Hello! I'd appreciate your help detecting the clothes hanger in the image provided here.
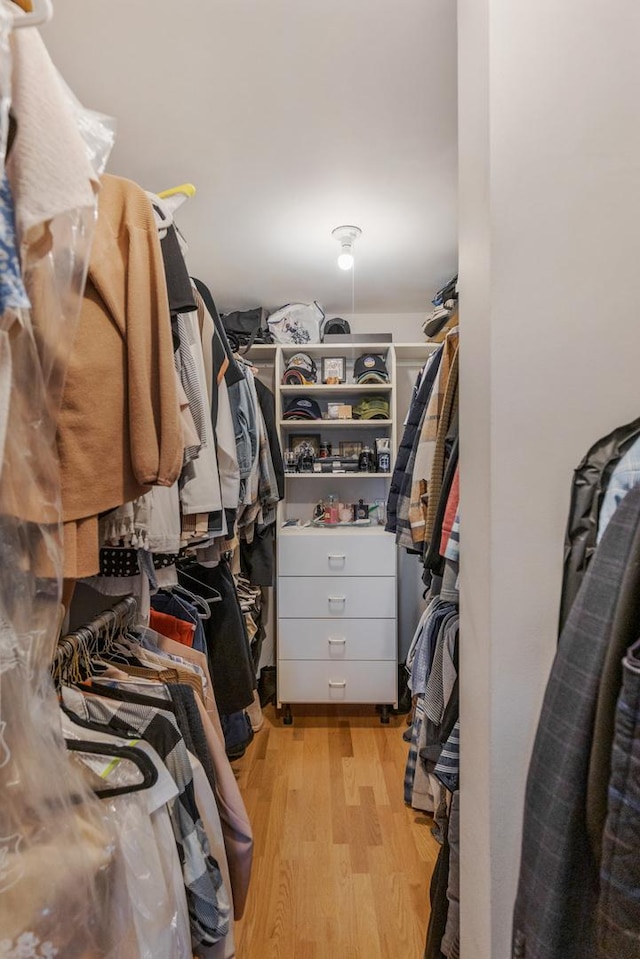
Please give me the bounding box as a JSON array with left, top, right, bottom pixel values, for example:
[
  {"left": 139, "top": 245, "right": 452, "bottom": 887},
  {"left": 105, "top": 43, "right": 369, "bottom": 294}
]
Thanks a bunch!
[
  {"left": 102, "top": 615, "right": 145, "bottom": 661},
  {"left": 157, "top": 588, "right": 202, "bottom": 621},
  {"left": 8, "top": 0, "right": 53, "bottom": 28},
  {"left": 234, "top": 354, "right": 260, "bottom": 375},
  {"left": 147, "top": 193, "right": 174, "bottom": 239},
  {"left": 175, "top": 563, "right": 223, "bottom": 604},
  {"left": 158, "top": 183, "right": 196, "bottom": 202},
  {"left": 167, "top": 583, "right": 212, "bottom": 620},
  {"left": 155, "top": 184, "right": 196, "bottom": 222},
  {"left": 65, "top": 739, "right": 158, "bottom": 799}
]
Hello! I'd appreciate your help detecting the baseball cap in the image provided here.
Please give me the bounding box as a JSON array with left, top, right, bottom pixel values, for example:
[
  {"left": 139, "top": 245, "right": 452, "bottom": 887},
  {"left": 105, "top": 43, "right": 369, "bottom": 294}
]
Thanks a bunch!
[
  {"left": 283, "top": 396, "right": 323, "bottom": 420},
  {"left": 354, "top": 353, "right": 389, "bottom": 384},
  {"left": 353, "top": 396, "right": 390, "bottom": 420},
  {"left": 283, "top": 352, "right": 317, "bottom": 384},
  {"left": 282, "top": 368, "right": 310, "bottom": 385},
  {"left": 321, "top": 317, "right": 351, "bottom": 339}
]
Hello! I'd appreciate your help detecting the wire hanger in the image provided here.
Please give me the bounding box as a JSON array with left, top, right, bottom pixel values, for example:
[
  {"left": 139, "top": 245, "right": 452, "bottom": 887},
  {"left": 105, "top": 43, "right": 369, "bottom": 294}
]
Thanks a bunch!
[
  {"left": 175, "top": 562, "right": 222, "bottom": 604},
  {"left": 53, "top": 597, "right": 139, "bottom": 686},
  {"left": 167, "top": 583, "right": 212, "bottom": 620}
]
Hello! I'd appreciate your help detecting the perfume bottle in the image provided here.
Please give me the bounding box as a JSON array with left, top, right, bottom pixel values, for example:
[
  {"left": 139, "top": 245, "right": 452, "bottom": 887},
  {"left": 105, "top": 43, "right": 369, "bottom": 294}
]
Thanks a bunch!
[
  {"left": 374, "top": 499, "right": 386, "bottom": 525},
  {"left": 356, "top": 499, "right": 369, "bottom": 521},
  {"left": 358, "top": 446, "right": 375, "bottom": 472},
  {"left": 339, "top": 503, "right": 352, "bottom": 523}
]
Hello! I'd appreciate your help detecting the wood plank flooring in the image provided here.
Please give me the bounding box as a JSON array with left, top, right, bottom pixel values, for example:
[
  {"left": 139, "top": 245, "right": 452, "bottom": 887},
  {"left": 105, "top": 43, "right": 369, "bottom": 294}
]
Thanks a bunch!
[{"left": 233, "top": 705, "right": 439, "bottom": 959}]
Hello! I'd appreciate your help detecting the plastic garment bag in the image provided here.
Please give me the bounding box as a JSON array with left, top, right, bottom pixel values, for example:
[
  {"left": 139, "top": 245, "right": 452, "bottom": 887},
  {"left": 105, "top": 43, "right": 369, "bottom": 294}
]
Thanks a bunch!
[
  {"left": 0, "top": 23, "right": 140, "bottom": 959},
  {"left": 62, "top": 711, "right": 193, "bottom": 959}
]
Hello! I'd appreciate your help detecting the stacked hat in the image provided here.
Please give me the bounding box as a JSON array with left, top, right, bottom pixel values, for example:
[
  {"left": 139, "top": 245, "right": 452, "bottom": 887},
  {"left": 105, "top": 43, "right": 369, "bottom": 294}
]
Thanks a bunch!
[
  {"left": 354, "top": 353, "right": 389, "bottom": 384},
  {"left": 353, "top": 396, "right": 390, "bottom": 420},
  {"left": 282, "top": 352, "right": 317, "bottom": 385},
  {"left": 283, "top": 396, "right": 322, "bottom": 420},
  {"left": 321, "top": 317, "right": 351, "bottom": 339}
]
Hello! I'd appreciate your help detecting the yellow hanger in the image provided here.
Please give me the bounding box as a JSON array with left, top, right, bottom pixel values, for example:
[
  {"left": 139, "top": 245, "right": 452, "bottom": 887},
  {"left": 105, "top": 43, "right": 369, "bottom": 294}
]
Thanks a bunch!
[
  {"left": 158, "top": 183, "right": 196, "bottom": 200},
  {"left": 10, "top": 0, "right": 52, "bottom": 26}
]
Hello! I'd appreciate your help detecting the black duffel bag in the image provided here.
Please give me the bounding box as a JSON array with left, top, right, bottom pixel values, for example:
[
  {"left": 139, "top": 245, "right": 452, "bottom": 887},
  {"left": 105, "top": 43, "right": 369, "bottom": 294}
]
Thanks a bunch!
[{"left": 220, "top": 307, "right": 273, "bottom": 353}]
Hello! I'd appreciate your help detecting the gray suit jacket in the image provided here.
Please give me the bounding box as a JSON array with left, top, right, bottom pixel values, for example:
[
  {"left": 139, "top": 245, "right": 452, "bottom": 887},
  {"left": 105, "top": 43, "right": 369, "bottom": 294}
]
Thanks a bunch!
[{"left": 513, "top": 484, "right": 640, "bottom": 959}]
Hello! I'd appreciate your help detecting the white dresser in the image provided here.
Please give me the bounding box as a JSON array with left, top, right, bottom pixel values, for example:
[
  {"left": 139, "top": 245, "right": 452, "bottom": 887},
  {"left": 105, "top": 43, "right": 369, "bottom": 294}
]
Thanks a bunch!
[{"left": 277, "top": 526, "right": 398, "bottom": 722}]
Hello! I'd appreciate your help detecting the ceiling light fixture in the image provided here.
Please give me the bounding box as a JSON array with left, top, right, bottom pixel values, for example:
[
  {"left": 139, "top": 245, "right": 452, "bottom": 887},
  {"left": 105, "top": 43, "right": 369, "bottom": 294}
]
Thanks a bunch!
[{"left": 331, "top": 224, "right": 362, "bottom": 271}]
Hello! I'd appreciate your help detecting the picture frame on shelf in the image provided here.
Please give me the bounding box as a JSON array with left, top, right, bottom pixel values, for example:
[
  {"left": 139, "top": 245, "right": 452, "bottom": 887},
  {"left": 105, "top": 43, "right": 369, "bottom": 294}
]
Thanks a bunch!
[
  {"left": 289, "top": 433, "right": 321, "bottom": 457},
  {"left": 339, "top": 440, "right": 363, "bottom": 459},
  {"left": 321, "top": 356, "right": 346, "bottom": 384}
]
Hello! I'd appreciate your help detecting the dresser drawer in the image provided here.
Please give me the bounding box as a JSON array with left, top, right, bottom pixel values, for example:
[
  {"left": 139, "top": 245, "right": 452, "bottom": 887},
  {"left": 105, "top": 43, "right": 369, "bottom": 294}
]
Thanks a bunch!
[
  {"left": 278, "top": 533, "right": 396, "bottom": 577},
  {"left": 278, "top": 660, "right": 397, "bottom": 704},
  {"left": 279, "top": 618, "right": 396, "bottom": 661},
  {"left": 278, "top": 576, "right": 396, "bottom": 620}
]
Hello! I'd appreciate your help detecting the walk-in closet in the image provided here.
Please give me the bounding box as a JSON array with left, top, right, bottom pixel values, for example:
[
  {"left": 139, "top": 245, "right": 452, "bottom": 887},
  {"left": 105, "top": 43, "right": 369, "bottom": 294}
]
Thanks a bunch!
[{"left": 2, "top": 1, "right": 640, "bottom": 958}]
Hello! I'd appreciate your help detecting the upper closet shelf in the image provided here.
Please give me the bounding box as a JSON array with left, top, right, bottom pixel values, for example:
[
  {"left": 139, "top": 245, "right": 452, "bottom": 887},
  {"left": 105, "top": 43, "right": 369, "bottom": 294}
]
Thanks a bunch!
[
  {"left": 279, "top": 384, "right": 392, "bottom": 394},
  {"left": 284, "top": 472, "right": 392, "bottom": 479},
  {"left": 278, "top": 342, "right": 394, "bottom": 353},
  {"left": 244, "top": 342, "right": 438, "bottom": 362},
  {"left": 278, "top": 419, "right": 392, "bottom": 429}
]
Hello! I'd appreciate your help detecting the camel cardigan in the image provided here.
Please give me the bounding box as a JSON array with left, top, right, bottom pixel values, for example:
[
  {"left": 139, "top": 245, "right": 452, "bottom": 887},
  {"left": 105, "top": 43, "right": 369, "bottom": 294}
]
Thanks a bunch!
[{"left": 59, "top": 174, "right": 183, "bottom": 525}]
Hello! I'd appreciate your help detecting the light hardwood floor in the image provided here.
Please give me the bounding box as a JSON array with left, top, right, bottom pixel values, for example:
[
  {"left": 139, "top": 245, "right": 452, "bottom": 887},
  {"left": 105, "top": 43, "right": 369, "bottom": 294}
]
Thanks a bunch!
[{"left": 233, "top": 705, "right": 439, "bottom": 959}]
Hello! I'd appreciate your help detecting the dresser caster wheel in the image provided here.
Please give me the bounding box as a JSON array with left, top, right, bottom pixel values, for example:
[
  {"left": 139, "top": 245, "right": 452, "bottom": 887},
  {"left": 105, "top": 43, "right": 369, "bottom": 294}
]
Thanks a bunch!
[
  {"left": 380, "top": 705, "right": 390, "bottom": 725},
  {"left": 283, "top": 705, "right": 293, "bottom": 726}
]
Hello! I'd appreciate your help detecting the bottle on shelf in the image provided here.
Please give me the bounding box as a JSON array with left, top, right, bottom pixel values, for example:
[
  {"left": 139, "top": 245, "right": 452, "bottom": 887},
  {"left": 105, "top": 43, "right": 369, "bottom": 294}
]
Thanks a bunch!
[
  {"left": 356, "top": 498, "right": 369, "bottom": 521},
  {"left": 339, "top": 502, "right": 353, "bottom": 523},
  {"left": 374, "top": 499, "right": 387, "bottom": 525},
  {"left": 358, "top": 445, "right": 375, "bottom": 472},
  {"left": 375, "top": 437, "right": 391, "bottom": 473}
]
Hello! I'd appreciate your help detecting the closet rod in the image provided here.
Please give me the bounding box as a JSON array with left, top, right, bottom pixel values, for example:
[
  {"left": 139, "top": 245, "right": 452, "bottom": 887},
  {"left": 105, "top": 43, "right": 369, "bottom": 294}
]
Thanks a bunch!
[{"left": 53, "top": 595, "right": 138, "bottom": 671}]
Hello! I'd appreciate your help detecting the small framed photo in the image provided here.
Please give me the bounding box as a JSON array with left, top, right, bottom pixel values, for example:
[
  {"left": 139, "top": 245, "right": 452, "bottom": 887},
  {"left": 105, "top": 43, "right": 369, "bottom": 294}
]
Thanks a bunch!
[
  {"left": 289, "top": 433, "right": 321, "bottom": 457},
  {"left": 339, "top": 440, "right": 363, "bottom": 459},
  {"left": 321, "top": 356, "right": 346, "bottom": 384}
]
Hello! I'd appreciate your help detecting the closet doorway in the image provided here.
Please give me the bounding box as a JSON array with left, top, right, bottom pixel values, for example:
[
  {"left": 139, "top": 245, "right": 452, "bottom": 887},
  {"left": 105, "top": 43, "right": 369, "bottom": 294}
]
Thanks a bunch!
[{"left": 41, "top": 2, "right": 458, "bottom": 957}]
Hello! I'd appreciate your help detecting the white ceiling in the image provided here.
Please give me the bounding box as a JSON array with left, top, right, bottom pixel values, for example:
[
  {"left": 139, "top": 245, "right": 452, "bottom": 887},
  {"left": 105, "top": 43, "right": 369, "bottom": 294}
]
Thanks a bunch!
[{"left": 43, "top": 0, "right": 458, "bottom": 316}]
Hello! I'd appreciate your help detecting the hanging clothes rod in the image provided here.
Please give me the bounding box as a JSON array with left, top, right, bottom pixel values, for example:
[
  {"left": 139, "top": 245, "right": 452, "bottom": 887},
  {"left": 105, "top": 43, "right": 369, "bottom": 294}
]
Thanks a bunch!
[{"left": 53, "top": 595, "right": 138, "bottom": 674}]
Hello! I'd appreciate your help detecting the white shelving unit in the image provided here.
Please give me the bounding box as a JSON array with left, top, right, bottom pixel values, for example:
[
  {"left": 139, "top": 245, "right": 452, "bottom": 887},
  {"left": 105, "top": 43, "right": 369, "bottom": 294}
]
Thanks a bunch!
[{"left": 274, "top": 342, "right": 399, "bottom": 724}]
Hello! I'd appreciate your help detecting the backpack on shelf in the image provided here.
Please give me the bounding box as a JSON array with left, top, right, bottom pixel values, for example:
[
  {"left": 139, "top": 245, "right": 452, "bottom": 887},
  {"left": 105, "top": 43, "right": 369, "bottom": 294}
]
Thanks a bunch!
[{"left": 220, "top": 307, "right": 273, "bottom": 353}]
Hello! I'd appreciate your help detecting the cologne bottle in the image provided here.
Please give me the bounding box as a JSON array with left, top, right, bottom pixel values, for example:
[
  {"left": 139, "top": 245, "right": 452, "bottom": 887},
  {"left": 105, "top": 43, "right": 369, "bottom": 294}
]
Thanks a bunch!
[{"left": 356, "top": 499, "right": 369, "bottom": 520}]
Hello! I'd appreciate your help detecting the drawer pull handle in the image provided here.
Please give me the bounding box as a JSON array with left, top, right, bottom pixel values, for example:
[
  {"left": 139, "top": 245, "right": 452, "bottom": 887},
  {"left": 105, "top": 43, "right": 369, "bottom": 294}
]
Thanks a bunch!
[
  {"left": 328, "top": 554, "right": 346, "bottom": 561},
  {"left": 328, "top": 638, "right": 346, "bottom": 646},
  {"left": 329, "top": 681, "right": 347, "bottom": 689},
  {"left": 328, "top": 596, "right": 346, "bottom": 604}
]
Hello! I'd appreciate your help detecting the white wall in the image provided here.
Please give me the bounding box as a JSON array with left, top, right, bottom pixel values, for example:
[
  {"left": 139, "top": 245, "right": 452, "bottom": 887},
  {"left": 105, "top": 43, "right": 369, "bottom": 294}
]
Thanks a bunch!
[{"left": 459, "top": 1, "right": 640, "bottom": 956}]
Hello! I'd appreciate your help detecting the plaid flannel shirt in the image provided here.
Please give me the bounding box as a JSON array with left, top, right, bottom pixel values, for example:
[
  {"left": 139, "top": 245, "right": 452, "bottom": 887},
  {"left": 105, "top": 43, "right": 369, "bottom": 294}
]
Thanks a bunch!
[{"left": 407, "top": 329, "right": 458, "bottom": 548}]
